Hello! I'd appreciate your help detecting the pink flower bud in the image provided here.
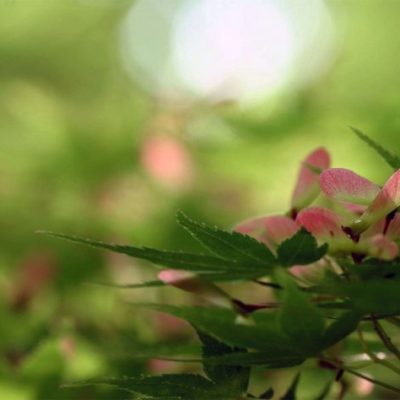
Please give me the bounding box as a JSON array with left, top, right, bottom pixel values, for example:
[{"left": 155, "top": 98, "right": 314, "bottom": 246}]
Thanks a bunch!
[
  {"left": 291, "top": 147, "right": 330, "bottom": 211},
  {"left": 320, "top": 168, "right": 380, "bottom": 205}
]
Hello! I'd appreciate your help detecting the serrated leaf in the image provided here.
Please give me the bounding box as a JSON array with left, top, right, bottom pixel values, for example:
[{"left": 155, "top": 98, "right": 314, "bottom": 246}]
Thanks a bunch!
[
  {"left": 136, "top": 303, "right": 304, "bottom": 366},
  {"left": 280, "top": 373, "right": 300, "bottom": 400},
  {"left": 196, "top": 330, "right": 249, "bottom": 394},
  {"left": 74, "top": 374, "right": 227, "bottom": 399},
  {"left": 277, "top": 229, "right": 328, "bottom": 266},
  {"left": 351, "top": 127, "right": 400, "bottom": 170},
  {"left": 39, "top": 232, "right": 266, "bottom": 275},
  {"left": 177, "top": 212, "right": 276, "bottom": 266},
  {"left": 277, "top": 271, "right": 324, "bottom": 354}
]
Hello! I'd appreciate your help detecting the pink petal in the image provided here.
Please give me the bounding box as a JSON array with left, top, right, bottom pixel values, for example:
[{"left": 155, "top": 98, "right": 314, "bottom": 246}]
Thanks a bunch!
[
  {"left": 386, "top": 213, "right": 400, "bottom": 240},
  {"left": 296, "top": 207, "right": 346, "bottom": 241},
  {"left": 320, "top": 168, "right": 380, "bottom": 205},
  {"left": 366, "top": 234, "right": 398, "bottom": 260},
  {"left": 352, "top": 170, "right": 400, "bottom": 233},
  {"left": 291, "top": 147, "right": 330, "bottom": 211},
  {"left": 234, "top": 215, "right": 299, "bottom": 250},
  {"left": 289, "top": 260, "right": 326, "bottom": 286}
]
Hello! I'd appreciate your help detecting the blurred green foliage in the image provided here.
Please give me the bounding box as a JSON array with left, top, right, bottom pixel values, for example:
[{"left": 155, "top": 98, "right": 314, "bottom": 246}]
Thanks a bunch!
[{"left": 1, "top": 0, "right": 400, "bottom": 399}]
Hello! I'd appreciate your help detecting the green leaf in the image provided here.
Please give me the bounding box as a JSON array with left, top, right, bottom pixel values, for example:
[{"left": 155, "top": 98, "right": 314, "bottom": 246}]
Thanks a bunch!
[
  {"left": 314, "top": 381, "right": 332, "bottom": 400},
  {"left": 321, "top": 310, "right": 361, "bottom": 349},
  {"left": 201, "top": 352, "right": 304, "bottom": 368},
  {"left": 280, "top": 373, "right": 300, "bottom": 400},
  {"left": 277, "top": 229, "right": 327, "bottom": 267},
  {"left": 259, "top": 388, "right": 274, "bottom": 399},
  {"left": 177, "top": 212, "right": 276, "bottom": 266},
  {"left": 196, "top": 330, "right": 250, "bottom": 394},
  {"left": 74, "top": 374, "right": 227, "bottom": 399},
  {"left": 90, "top": 280, "right": 165, "bottom": 289},
  {"left": 277, "top": 271, "right": 324, "bottom": 354},
  {"left": 136, "top": 303, "right": 304, "bottom": 366},
  {"left": 351, "top": 127, "right": 400, "bottom": 170},
  {"left": 39, "top": 232, "right": 265, "bottom": 275}
]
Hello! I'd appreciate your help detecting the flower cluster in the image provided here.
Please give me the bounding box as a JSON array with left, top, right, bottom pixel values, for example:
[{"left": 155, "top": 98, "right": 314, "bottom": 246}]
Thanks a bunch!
[{"left": 235, "top": 148, "right": 400, "bottom": 280}]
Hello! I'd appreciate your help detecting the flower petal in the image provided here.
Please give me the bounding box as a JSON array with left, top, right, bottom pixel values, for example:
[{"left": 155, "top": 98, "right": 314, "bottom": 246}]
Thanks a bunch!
[
  {"left": 351, "top": 170, "right": 400, "bottom": 233},
  {"left": 296, "top": 207, "right": 346, "bottom": 241},
  {"left": 291, "top": 147, "right": 330, "bottom": 211},
  {"left": 366, "top": 234, "right": 398, "bottom": 261},
  {"left": 289, "top": 260, "right": 326, "bottom": 286},
  {"left": 320, "top": 168, "right": 380, "bottom": 205},
  {"left": 234, "top": 215, "right": 299, "bottom": 250},
  {"left": 386, "top": 213, "right": 400, "bottom": 240}
]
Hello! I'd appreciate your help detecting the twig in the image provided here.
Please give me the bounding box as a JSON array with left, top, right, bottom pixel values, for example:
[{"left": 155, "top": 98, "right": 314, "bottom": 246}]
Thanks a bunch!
[{"left": 371, "top": 316, "right": 400, "bottom": 361}]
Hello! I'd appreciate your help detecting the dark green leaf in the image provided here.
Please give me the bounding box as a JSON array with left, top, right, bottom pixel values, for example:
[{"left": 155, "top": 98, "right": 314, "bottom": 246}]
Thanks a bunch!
[
  {"left": 72, "top": 374, "right": 227, "bottom": 399},
  {"left": 280, "top": 373, "right": 300, "bottom": 400},
  {"left": 90, "top": 280, "right": 165, "bottom": 289},
  {"left": 201, "top": 352, "right": 304, "bottom": 368},
  {"left": 321, "top": 310, "right": 361, "bottom": 349},
  {"left": 39, "top": 232, "right": 265, "bottom": 275},
  {"left": 196, "top": 330, "right": 249, "bottom": 394},
  {"left": 277, "top": 229, "right": 327, "bottom": 267},
  {"left": 351, "top": 127, "right": 400, "bottom": 170},
  {"left": 136, "top": 303, "right": 304, "bottom": 365},
  {"left": 277, "top": 271, "right": 324, "bottom": 354},
  {"left": 177, "top": 212, "right": 275, "bottom": 266},
  {"left": 259, "top": 388, "right": 274, "bottom": 399}
]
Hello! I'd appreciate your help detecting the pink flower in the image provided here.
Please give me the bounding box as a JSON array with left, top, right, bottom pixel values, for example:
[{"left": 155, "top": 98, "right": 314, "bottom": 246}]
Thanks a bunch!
[{"left": 234, "top": 148, "right": 400, "bottom": 270}]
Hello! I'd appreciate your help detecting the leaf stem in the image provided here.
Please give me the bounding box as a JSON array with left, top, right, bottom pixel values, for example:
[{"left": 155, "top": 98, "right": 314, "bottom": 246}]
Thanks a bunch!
[
  {"left": 357, "top": 327, "right": 400, "bottom": 375},
  {"left": 371, "top": 316, "right": 400, "bottom": 361},
  {"left": 320, "top": 357, "right": 400, "bottom": 394}
]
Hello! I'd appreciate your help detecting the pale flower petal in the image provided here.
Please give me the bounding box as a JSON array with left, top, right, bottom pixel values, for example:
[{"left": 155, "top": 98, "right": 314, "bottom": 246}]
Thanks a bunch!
[
  {"left": 366, "top": 234, "right": 398, "bottom": 260},
  {"left": 234, "top": 215, "right": 299, "bottom": 250},
  {"left": 296, "top": 207, "right": 346, "bottom": 241},
  {"left": 291, "top": 147, "right": 330, "bottom": 211},
  {"left": 352, "top": 170, "right": 400, "bottom": 233},
  {"left": 320, "top": 168, "right": 380, "bottom": 205}
]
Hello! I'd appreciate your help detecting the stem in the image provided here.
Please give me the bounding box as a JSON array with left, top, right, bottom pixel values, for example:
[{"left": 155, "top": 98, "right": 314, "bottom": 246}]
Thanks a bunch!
[
  {"left": 320, "top": 358, "right": 400, "bottom": 394},
  {"left": 357, "top": 327, "right": 400, "bottom": 375},
  {"left": 371, "top": 317, "right": 400, "bottom": 361}
]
